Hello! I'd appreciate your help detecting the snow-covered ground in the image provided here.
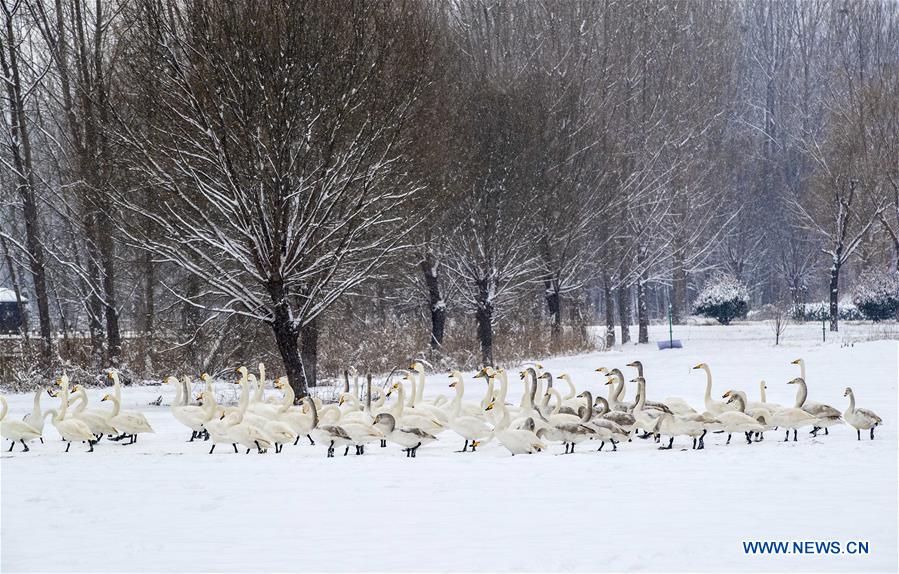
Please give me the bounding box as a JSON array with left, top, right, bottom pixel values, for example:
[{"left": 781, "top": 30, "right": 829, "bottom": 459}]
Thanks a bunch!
[{"left": 2, "top": 323, "right": 896, "bottom": 572}]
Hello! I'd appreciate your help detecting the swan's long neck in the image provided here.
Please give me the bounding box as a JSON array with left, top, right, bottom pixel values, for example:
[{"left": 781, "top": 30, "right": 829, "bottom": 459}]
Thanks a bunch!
[
  {"left": 580, "top": 391, "right": 593, "bottom": 422},
  {"left": 415, "top": 372, "right": 425, "bottom": 406},
  {"left": 797, "top": 360, "right": 806, "bottom": 381},
  {"left": 549, "top": 388, "right": 562, "bottom": 415},
  {"left": 613, "top": 371, "right": 626, "bottom": 402},
  {"left": 238, "top": 380, "right": 250, "bottom": 414},
  {"left": 635, "top": 380, "right": 646, "bottom": 412},
  {"left": 108, "top": 395, "right": 122, "bottom": 417},
  {"left": 496, "top": 371, "right": 509, "bottom": 404},
  {"left": 733, "top": 394, "right": 746, "bottom": 413},
  {"left": 253, "top": 377, "right": 265, "bottom": 403},
  {"left": 173, "top": 379, "right": 184, "bottom": 407},
  {"left": 393, "top": 384, "right": 406, "bottom": 417},
  {"left": 702, "top": 366, "right": 713, "bottom": 405},
  {"left": 794, "top": 380, "right": 808, "bottom": 408},
  {"left": 406, "top": 375, "right": 417, "bottom": 407},
  {"left": 31, "top": 389, "right": 42, "bottom": 417},
  {"left": 72, "top": 391, "right": 88, "bottom": 413},
  {"left": 759, "top": 381, "right": 767, "bottom": 403},
  {"left": 607, "top": 379, "right": 618, "bottom": 407},
  {"left": 497, "top": 405, "right": 511, "bottom": 430},
  {"left": 308, "top": 399, "right": 320, "bottom": 428},
  {"left": 480, "top": 378, "right": 494, "bottom": 408},
  {"left": 847, "top": 390, "right": 856, "bottom": 413},
  {"left": 365, "top": 377, "right": 373, "bottom": 416},
  {"left": 279, "top": 384, "right": 295, "bottom": 413},
  {"left": 0, "top": 397, "right": 7, "bottom": 421},
  {"left": 562, "top": 377, "right": 576, "bottom": 400}
]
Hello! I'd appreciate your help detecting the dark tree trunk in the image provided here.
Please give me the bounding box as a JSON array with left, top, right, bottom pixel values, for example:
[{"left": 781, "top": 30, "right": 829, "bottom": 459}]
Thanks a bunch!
[
  {"left": 829, "top": 261, "right": 840, "bottom": 332},
  {"left": 301, "top": 316, "right": 319, "bottom": 389},
  {"left": 637, "top": 274, "right": 649, "bottom": 344},
  {"left": 269, "top": 287, "right": 307, "bottom": 399},
  {"left": 545, "top": 278, "right": 561, "bottom": 352},
  {"left": 602, "top": 274, "right": 616, "bottom": 348},
  {"left": 476, "top": 280, "right": 493, "bottom": 366},
  {"left": 101, "top": 233, "right": 121, "bottom": 364},
  {"left": 672, "top": 251, "right": 686, "bottom": 324},
  {"left": 617, "top": 282, "right": 631, "bottom": 344},
  {"left": 143, "top": 249, "right": 155, "bottom": 372},
  {"left": 419, "top": 254, "right": 445, "bottom": 349}
]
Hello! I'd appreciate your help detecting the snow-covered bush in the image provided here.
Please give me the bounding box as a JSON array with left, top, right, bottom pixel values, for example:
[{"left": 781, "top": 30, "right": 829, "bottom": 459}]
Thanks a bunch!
[
  {"left": 693, "top": 275, "right": 749, "bottom": 325},
  {"left": 853, "top": 269, "right": 899, "bottom": 321},
  {"left": 792, "top": 300, "right": 865, "bottom": 322}
]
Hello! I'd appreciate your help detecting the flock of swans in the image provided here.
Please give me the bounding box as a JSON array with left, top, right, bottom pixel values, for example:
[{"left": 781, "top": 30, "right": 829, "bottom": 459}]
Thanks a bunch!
[{"left": 0, "top": 358, "right": 884, "bottom": 456}]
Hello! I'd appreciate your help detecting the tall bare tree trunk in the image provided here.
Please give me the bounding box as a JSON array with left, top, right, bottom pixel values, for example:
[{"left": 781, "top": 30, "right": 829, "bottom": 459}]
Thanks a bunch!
[
  {"left": 476, "top": 279, "right": 494, "bottom": 366},
  {"left": 301, "top": 316, "right": 319, "bottom": 389},
  {"left": 617, "top": 282, "right": 631, "bottom": 344},
  {"left": 602, "top": 274, "right": 616, "bottom": 348},
  {"left": 637, "top": 273, "right": 649, "bottom": 344},
  {"left": 419, "top": 251, "right": 445, "bottom": 349},
  {"left": 1, "top": 11, "right": 53, "bottom": 364}
]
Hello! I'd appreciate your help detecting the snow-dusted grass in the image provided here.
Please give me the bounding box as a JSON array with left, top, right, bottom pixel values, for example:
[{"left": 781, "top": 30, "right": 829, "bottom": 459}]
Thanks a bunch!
[{"left": 1, "top": 323, "right": 896, "bottom": 572}]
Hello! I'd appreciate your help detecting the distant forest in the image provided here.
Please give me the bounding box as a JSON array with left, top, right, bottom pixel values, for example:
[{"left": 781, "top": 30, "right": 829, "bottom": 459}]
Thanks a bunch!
[{"left": 1, "top": 0, "right": 896, "bottom": 394}]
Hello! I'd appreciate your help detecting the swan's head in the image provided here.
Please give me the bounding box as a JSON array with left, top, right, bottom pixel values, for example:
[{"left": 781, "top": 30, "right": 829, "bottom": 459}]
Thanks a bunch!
[
  {"left": 163, "top": 376, "right": 178, "bottom": 385},
  {"left": 448, "top": 371, "right": 463, "bottom": 387},
  {"left": 106, "top": 370, "right": 118, "bottom": 383},
  {"left": 485, "top": 401, "right": 495, "bottom": 411},
  {"left": 625, "top": 361, "right": 642, "bottom": 369},
  {"left": 522, "top": 417, "right": 535, "bottom": 432},
  {"left": 273, "top": 377, "right": 286, "bottom": 390},
  {"left": 347, "top": 366, "right": 359, "bottom": 376},
  {"left": 790, "top": 358, "right": 802, "bottom": 365},
  {"left": 408, "top": 362, "right": 424, "bottom": 373},
  {"left": 722, "top": 390, "right": 735, "bottom": 399},
  {"left": 725, "top": 394, "right": 742, "bottom": 406},
  {"left": 604, "top": 376, "right": 616, "bottom": 386},
  {"left": 594, "top": 367, "right": 608, "bottom": 374},
  {"left": 692, "top": 363, "right": 707, "bottom": 370},
  {"left": 387, "top": 381, "right": 402, "bottom": 396},
  {"left": 258, "top": 362, "right": 266, "bottom": 376},
  {"left": 538, "top": 372, "right": 551, "bottom": 380},
  {"left": 843, "top": 387, "right": 853, "bottom": 397},
  {"left": 235, "top": 366, "right": 248, "bottom": 379},
  {"left": 760, "top": 380, "right": 767, "bottom": 390},
  {"left": 558, "top": 373, "right": 570, "bottom": 382},
  {"left": 200, "top": 373, "right": 211, "bottom": 383},
  {"left": 47, "top": 388, "right": 59, "bottom": 398},
  {"left": 101, "top": 394, "right": 111, "bottom": 402},
  {"left": 56, "top": 374, "right": 70, "bottom": 388},
  {"left": 787, "top": 377, "right": 804, "bottom": 386}
]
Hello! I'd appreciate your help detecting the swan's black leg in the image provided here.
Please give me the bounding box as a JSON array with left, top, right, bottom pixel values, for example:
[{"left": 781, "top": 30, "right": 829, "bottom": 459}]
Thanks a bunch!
[
  {"left": 7, "top": 441, "right": 13, "bottom": 452},
  {"left": 461, "top": 440, "right": 468, "bottom": 452},
  {"left": 87, "top": 441, "right": 94, "bottom": 453},
  {"left": 471, "top": 441, "right": 479, "bottom": 452},
  {"left": 611, "top": 439, "right": 618, "bottom": 451},
  {"left": 598, "top": 441, "right": 605, "bottom": 451},
  {"left": 39, "top": 437, "right": 43, "bottom": 444},
  {"left": 380, "top": 439, "right": 387, "bottom": 448},
  {"left": 745, "top": 432, "right": 752, "bottom": 445},
  {"left": 327, "top": 440, "right": 334, "bottom": 457},
  {"left": 659, "top": 437, "right": 673, "bottom": 450},
  {"left": 692, "top": 438, "right": 696, "bottom": 449},
  {"left": 246, "top": 448, "right": 251, "bottom": 454},
  {"left": 308, "top": 434, "right": 315, "bottom": 446},
  {"left": 824, "top": 428, "right": 829, "bottom": 435},
  {"left": 699, "top": 429, "right": 706, "bottom": 450},
  {"left": 233, "top": 443, "right": 238, "bottom": 453},
  {"left": 857, "top": 429, "right": 861, "bottom": 440},
  {"left": 209, "top": 444, "right": 216, "bottom": 454},
  {"left": 360, "top": 445, "right": 365, "bottom": 454},
  {"left": 412, "top": 442, "right": 421, "bottom": 457},
  {"left": 343, "top": 446, "right": 349, "bottom": 456},
  {"left": 294, "top": 436, "right": 300, "bottom": 446},
  {"left": 726, "top": 433, "right": 731, "bottom": 445},
  {"left": 65, "top": 442, "right": 71, "bottom": 453},
  {"left": 204, "top": 430, "right": 210, "bottom": 441},
  {"left": 870, "top": 427, "right": 875, "bottom": 440},
  {"left": 21, "top": 440, "right": 29, "bottom": 452},
  {"left": 793, "top": 429, "right": 798, "bottom": 441},
  {"left": 189, "top": 430, "right": 196, "bottom": 442},
  {"left": 810, "top": 426, "right": 819, "bottom": 436},
  {"left": 784, "top": 430, "right": 789, "bottom": 442}
]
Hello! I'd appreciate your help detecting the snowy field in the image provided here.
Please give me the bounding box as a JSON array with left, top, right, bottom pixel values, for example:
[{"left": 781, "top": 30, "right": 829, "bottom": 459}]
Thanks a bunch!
[{"left": 1, "top": 322, "right": 896, "bottom": 572}]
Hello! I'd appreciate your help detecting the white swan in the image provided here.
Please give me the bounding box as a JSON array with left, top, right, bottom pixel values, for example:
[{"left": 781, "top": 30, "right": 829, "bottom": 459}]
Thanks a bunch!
[
  {"left": 197, "top": 391, "right": 239, "bottom": 454},
  {"left": 578, "top": 391, "right": 628, "bottom": 451},
  {"left": 651, "top": 411, "right": 706, "bottom": 450},
  {"left": 48, "top": 376, "right": 95, "bottom": 452},
  {"left": 100, "top": 393, "right": 155, "bottom": 444},
  {"left": 166, "top": 376, "right": 208, "bottom": 441},
  {"left": 718, "top": 394, "right": 766, "bottom": 445},
  {"left": 22, "top": 388, "right": 46, "bottom": 443},
  {"left": 1, "top": 396, "right": 42, "bottom": 452},
  {"left": 372, "top": 412, "right": 436, "bottom": 458},
  {"left": 66, "top": 384, "right": 118, "bottom": 439},
  {"left": 445, "top": 377, "right": 493, "bottom": 452},
  {"left": 843, "top": 387, "right": 882, "bottom": 440},
  {"left": 789, "top": 375, "right": 842, "bottom": 436},
  {"left": 768, "top": 380, "right": 819, "bottom": 442},
  {"left": 692, "top": 363, "right": 734, "bottom": 415},
  {"left": 485, "top": 401, "right": 544, "bottom": 455}
]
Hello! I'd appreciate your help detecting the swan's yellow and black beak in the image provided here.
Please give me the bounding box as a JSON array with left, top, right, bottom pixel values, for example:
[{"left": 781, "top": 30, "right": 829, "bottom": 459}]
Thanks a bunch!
[
  {"left": 692, "top": 364, "right": 703, "bottom": 369},
  {"left": 485, "top": 403, "right": 494, "bottom": 411},
  {"left": 338, "top": 396, "right": 345, "bottom": 406},
  {"left": 107, "top": 372, "right": 114, "bottom": 380},
  {"left": 449, "top": 382, "right": 456, "bottom": 388},
  {"left": 790, "top": 359, "right": 800, "bottom": 365},
  {"left": 101, "top": 394, "right": 109, "bottom": 402}
]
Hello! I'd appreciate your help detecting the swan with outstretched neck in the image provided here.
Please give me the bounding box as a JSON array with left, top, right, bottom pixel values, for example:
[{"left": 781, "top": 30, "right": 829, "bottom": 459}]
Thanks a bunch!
[
  {"left": 1, "top": 396, "right": 42, "bottom": 451},
  {"left": 843, "top": 387, "right": 882, "bottom": 440}
]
